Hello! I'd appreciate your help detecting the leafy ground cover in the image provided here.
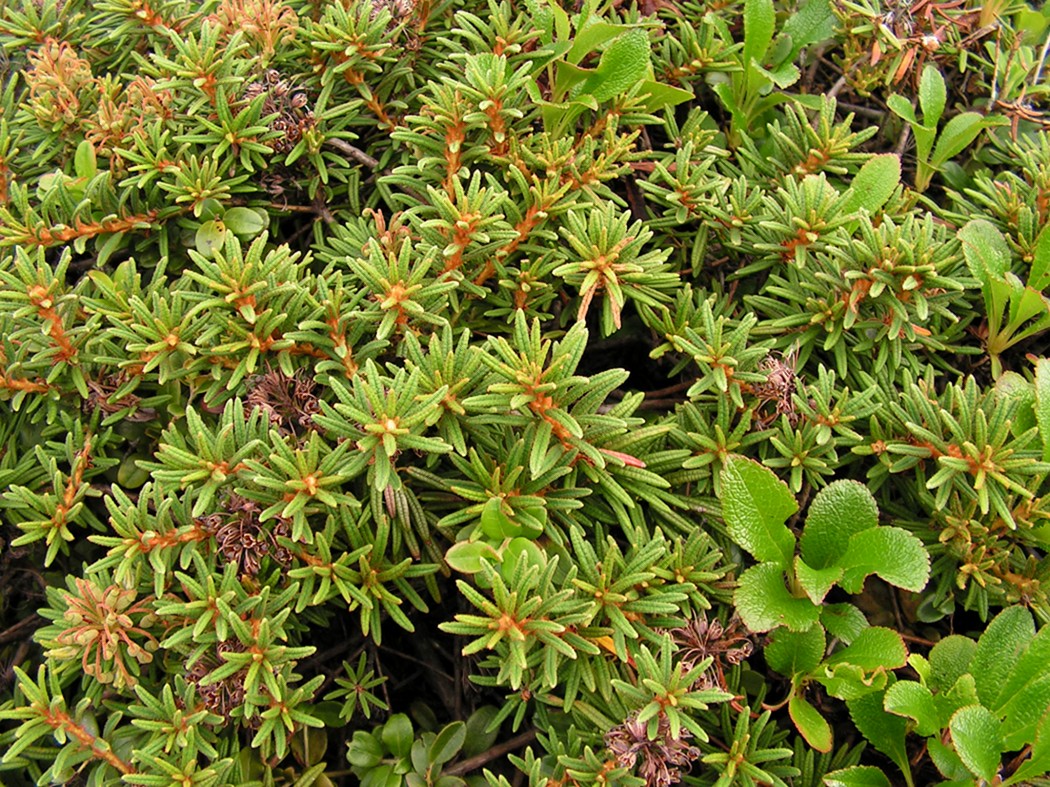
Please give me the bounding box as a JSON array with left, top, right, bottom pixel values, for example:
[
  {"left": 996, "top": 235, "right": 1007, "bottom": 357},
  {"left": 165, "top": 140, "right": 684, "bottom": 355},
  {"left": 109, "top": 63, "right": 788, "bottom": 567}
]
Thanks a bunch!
[{"left": 0, "top": 0, "right": 1049, "bottom": 784}]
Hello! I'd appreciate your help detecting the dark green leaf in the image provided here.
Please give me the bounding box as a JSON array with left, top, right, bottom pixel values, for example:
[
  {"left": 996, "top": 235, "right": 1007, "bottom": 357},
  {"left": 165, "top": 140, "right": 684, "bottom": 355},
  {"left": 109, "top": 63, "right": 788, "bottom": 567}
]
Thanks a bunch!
[
  {"left": 765, "top": 625, "right": 826, "bottom": 676},
  {"left": 971, "top": 606, "right": 1034, "bottom": 709}
]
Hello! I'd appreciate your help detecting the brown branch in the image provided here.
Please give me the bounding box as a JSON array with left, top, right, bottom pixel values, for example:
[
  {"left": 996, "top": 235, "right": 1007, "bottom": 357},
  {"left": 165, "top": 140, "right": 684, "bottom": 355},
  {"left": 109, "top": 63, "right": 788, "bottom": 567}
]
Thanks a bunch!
[
  {"left": 325, "top": 138, "right": 380, "bottom": 169},
  {"left": 444, "top": 730, "right": 539, "bottom": 777}
]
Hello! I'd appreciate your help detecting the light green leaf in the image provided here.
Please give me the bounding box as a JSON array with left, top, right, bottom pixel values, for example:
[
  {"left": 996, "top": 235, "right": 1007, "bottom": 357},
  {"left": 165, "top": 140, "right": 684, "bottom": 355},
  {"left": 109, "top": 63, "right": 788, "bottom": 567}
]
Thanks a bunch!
[
  {"left": 838, "top": 526, "right": 930, "bottom": 593},
  {"left": 636, "top": 79, "right": 694, "bottom": 112},
  {"left": 74, "top": 139, "right": 98, "bottom": 180},
  {"left": 848, "top": 691, "right": 912, "bottom": 781},
  {"left": 765, "top": 625, "right": 826, "bottom": 677},
  {"left": 1031, "top": 224, "right": 1050, "bottom": 291},
  {"left": 971, "top": 606, "right": 1034, "bottom": 709},
  {"left": 795, "top": 557, "right": 843, "bottom": 604},
  {"left": 928, "top": 635, "right": 976, "bottom": 693},
  {"left": 842, "top": 154, "right": 901, "bottom": 217},
  {"left": 823, "top": 766, "right": 893, "bottom": 787},
  {"left": 931, "top": 112, "right": 1002, "bottom": 169},
  {"left": 735, "top": 563, "right": 820, "bottom": 633},
  {"left": 444, "top": 541, "right": 499, "bottom": 574},
  {"left": 799, "top": 480, "right": 879, "bottom": 569},
  {"left": 884, "top": 681, "right": 942, "bottom": 736},
  {"left": 819, "top": 662, "right": 891, "bottom": 700},
  {"left": 780, "top": 0, "right": 835, "bottom": 62},
  {"left": 918, "top": 65, "right": 946, "bottom": 127},
  {"left": 480, "top": 497, "right": 514, "bottom": 539},
  {"left": 826, "top": 627, "right": 907, "bottom": 670},
  {"left": 566, "top": 21, "right": 632, "bottom": 65},
  {"left": 928, "top": 736, "right": 971, "bottom": 781},
  {"left": 790, "top": 694, "right": 833, "bottom": 752},
  {"left": 949, "top": 705, "right": 1002, "bottom": 782},
  {"left": 195, "top": 220, "right": 227, "bottom": 259},
  {"left": 742, "top": 0, "right": 775, "bottom": 72},
  {"left": 575, "top": 28, "right": 650, "bottom": 103},
  {"left": 886, "top": 93, "right": 918, "bottom": 125},
  {"left": 959, "top": 219, "right": 1011, "bottom": 284},
  {"left": 995, "top": 372, "right": 1037, "bottom": 438},
  {"left": 821, "top": 603, "right": 869, "bottom": 644},
  {"left": 223, "top": 207, "right": 267, "bottom": 237},
  {"left": 1035, "top": 359, "right": 1050, "bottom": 461},
  {"left": 1004, "top": 708, "right": 1050, "bottom": 785},
  {"left": 720, "top": 455, "right": 797, "bottom": 567}
]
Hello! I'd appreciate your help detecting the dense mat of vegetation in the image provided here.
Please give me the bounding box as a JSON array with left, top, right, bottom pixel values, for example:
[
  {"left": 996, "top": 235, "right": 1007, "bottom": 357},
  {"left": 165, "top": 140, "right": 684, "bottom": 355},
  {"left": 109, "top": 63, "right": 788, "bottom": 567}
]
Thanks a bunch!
[{"left": 0, "top": 0, "right": 1049, "bottom": 784}]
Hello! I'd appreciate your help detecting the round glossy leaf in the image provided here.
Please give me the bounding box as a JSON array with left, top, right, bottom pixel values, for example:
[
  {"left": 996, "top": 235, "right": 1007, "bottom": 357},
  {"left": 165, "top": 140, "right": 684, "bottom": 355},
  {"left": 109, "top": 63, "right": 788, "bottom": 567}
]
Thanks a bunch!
[{"left": 195, "top": 219, "right": 227, "bottom": 258}]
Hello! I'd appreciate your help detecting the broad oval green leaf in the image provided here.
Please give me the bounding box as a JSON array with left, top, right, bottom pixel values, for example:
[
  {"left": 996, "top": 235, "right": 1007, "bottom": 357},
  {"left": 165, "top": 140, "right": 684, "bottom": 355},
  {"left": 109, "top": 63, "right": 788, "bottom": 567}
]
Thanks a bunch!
[
  {"left": 823, "top": 766, "right": 893, "bottom": 787},
  {"left": 884, "top": 681, "right": 942, "bottom": 736},
  {"left": 931, "top": 112, "right": 1002, "bottom": 168},
  {"left": 720, "top": 455, "right": 797, "bottom": 567},
  {"left": 1035, "top": 359, "right": 1050, "bottom": 461},
  {"left": 971, "top": 606, "right": 1034, "bottom": 709},
  {"left": 842, "top": 154, "right": 901, "bottom": 217},
  {"left": 382, "top": 713, "right": 414, "bottom": 759},
  {"left": 444, "top": 541, "right": 499, "bottom": 574},
  {"left": 195, "top": 219, "right": 227, "bottom": 259},
  {"left": 742, "top": 0, "right": 775, "bottom": 72},
  {"left": 223, "top": 206, "right": 268, "bottom": 237},
  {"left": 790, "top": 694, "right": 833, "bottom": 752},
  {"left": 959, "top": 218, "right": 1011, "bottom": 284},
  {"left": 428, "top": 721, "right": 466, "bottom": 766},
  {"left": 838, "top": 526, "right": 930, "bottom": 593},
  {"left": 918, "top": 64, "right": 946, "bottom": 127},
  {"left": 949, "top": 705, "right": 1002, "bottom": 782},
  {"left": 735, "top": 563, "right": 820, "bottom": 632},
  {"left": 765, "top": 625, "right": 827, "bottom": 677},
  {"left": 847, "top": 691, "right": 911, "bottom": 780},
  {"left": 825, "top": 626, "right": 907, "bottom": 671},
  {"left": 576, "top": 27, "right": 650, "bottom": 103},
  {"left": 799, "top": 479, "right": 878, "bottom": 569}
]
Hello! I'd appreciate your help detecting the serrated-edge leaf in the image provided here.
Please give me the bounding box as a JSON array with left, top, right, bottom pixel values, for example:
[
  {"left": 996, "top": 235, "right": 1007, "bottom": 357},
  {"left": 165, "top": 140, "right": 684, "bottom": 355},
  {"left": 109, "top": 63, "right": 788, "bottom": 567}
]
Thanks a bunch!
[
  {"left": 823, "top": 765, "right": 893, "bottom": 787},
  {"left": 825, "top": 626, "right": 907, "bottom": 670},
  {"left": 734, "top": 563, "right": 820, "bottom": 633},
  {"left": 766, "top": 625, "right": 827, "bottom": 677},
  {"left": 971, "top": 606, "right": 1034, "bottom": 709},
  {"left": 799, "top": 479, "right": 879, "bottom": 569},
  {"left": 884, "top": 681, "right": 942, "bottom": 736},
  {"left": 842, "top": 154, "right": 901, "bottom": 216},
  {"left": 949, "top": 705, "right": 1002, "bottom": 782},
  {"left": 838, "top": 526, "right": 930, "bottom": 593},
  {"left": 720, "top": 455, "right": 797, "bottom": 567},
  {"left": 1034, "top": 359, "right": 1050, "bottom": 462},
  {"left": 847, "top": 691, "right": 911, "bottom": 779},
  {"left": 959, "top": 219, "right": 1011, "bottom": 284}
]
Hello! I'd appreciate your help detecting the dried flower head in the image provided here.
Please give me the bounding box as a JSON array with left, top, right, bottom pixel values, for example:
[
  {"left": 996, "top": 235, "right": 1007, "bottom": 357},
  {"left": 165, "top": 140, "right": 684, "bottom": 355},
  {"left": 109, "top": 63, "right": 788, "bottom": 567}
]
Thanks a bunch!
[
  {"left": 245, "top": 368, "right": 320, "bottom": 437},
  {"left": 751, "top": 350, "right": 801, "bottom": 427},
  {"left": 242, "top": 69, "right": 315, "bottom": 156},
  {"left": 369, "top": 0, "right": 415, "bottom": 26},
  {"left": 199, "top": 493, "right": 292, "bottom": 576},
  {"left": 669, "top": 613, "right": 753, "bottom": 690},
  {"left": 83, "top": 372, "right": 156, "bottom": 422},
  {"left": 605, "top": 712, "right": 702, "bottom": 787},
  {"left": 187, "top": 640, "right": 249, "bottom": 722}
]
